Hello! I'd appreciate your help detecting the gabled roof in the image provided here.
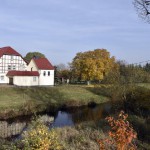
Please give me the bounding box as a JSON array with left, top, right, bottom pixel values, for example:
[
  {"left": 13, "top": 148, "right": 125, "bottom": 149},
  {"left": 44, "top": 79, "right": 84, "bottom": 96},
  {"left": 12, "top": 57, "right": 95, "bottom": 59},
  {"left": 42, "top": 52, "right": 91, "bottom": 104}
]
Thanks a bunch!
[
  {"left": 0, "top": 46, "right": 22, "bottom": 58},
  {"left": 33, "top": 58, "right": 54, "bottom": 70},
  {"left": 7, "top": 71, "right": 39, "bottom": 76}
]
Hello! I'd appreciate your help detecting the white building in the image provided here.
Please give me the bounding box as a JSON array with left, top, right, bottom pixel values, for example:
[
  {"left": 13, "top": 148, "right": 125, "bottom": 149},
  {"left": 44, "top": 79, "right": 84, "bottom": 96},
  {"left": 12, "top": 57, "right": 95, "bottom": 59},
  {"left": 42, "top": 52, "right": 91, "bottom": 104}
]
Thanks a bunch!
[
  {"left": 0, "top": 46, "right": 27, "bottom": 84},
  {"left": 0, "top": 46, "right": 54, "bottom": 86},
  {"left": 6, "top": 70, "right": 40, "bottom": 86},
  {"left": 27, "top": 58, "right": 54, "bottom": 86}
]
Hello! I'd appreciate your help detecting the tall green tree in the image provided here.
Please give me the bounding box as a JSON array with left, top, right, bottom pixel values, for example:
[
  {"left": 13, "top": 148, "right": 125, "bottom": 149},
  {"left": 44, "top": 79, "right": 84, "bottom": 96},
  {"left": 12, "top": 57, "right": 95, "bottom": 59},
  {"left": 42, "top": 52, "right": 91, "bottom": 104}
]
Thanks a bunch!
[
  {"left": 24, "top": 52, "right": 45, "bottom": 62},
  {"left": 71, "top": 49, "right": 118, "bottom": 81}
]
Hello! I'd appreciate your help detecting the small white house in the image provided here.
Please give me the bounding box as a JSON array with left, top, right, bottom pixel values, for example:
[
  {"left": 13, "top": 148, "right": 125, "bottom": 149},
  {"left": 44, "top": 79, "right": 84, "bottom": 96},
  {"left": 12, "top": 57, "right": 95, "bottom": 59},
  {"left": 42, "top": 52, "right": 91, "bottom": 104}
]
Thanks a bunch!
[
  {"left": 27, "top": 58, "right": 54, "bottom": 86},
  {"left": 6, "top": 71, "right": 39, "bottom": 86}
]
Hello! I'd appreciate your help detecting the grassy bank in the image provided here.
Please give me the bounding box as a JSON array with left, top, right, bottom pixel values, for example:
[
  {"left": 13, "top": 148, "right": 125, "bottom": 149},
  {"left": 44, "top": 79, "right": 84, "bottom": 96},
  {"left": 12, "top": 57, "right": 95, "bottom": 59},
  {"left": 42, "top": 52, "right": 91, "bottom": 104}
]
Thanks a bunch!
[
  {"left": 0, "top": 85, "right": 109, "bottom": 119},
  {"left": 1, "top": 121, "right": 149, "bottom": 150}
]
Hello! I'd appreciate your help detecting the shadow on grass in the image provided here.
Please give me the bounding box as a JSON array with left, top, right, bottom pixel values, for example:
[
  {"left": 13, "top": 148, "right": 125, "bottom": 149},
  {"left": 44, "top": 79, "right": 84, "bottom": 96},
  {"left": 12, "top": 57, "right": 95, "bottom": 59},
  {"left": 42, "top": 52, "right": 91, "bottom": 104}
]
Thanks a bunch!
[{"left": 14, "top": 87, "right": 65, "bottom": 104}]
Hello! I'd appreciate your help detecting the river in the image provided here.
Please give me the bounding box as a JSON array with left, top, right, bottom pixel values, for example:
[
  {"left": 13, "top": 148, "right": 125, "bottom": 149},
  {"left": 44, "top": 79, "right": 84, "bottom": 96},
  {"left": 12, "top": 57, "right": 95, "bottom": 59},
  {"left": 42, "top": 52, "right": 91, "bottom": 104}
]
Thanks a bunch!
[{"left": 0, "top": 101, "right": 116, "bottom": 139}]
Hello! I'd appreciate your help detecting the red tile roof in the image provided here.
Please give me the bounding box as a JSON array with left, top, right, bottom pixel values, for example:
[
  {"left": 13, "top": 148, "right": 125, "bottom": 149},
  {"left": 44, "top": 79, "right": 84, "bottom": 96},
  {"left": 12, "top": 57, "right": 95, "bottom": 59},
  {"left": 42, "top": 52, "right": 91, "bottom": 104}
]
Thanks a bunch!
[
  {"left": 0, "top": 46, "right": 22, "bottom": 58},
  {"left": 7, "top": 71, "right": 39, "bottom": 76},
  {"left": 33, "top": 58, "right": 54, "bottom": 70}
]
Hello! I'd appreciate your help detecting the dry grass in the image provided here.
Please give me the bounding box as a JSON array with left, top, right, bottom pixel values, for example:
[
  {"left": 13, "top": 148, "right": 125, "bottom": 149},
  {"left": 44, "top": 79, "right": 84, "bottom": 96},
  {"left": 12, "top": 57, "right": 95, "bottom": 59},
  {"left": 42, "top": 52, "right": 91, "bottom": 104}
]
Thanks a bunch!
[{"left": 55, "top": 123, "right": 104, "bottom": 150}]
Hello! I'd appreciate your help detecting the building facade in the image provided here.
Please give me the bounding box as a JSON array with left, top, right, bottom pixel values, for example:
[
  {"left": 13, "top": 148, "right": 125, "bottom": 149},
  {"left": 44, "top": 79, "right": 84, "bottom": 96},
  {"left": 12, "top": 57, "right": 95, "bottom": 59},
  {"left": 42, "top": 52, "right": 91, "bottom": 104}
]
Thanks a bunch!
[
  {"left": 0, "top": 47, "right": 27, "bottom": 84},
  {"left": 6, "top": 71, "right": 39, "bottom": 86},
  {"left": 27, "top": 58, "right": 54, "bottom": 86}
]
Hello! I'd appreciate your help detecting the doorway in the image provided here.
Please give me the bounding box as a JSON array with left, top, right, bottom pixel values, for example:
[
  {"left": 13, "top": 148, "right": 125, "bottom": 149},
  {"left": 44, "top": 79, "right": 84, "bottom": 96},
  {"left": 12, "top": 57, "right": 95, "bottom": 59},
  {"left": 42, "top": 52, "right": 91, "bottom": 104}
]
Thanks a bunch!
[{"left": 9, "top": 78, "right": 14, "bottom": 85}]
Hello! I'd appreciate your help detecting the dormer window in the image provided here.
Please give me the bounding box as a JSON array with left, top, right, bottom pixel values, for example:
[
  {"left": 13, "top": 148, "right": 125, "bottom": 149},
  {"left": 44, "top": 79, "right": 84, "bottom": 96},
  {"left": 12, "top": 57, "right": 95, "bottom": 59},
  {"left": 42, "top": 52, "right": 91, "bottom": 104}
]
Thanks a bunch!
[{"left": 43, "top": 71, "right": 46, "bottom": 76}]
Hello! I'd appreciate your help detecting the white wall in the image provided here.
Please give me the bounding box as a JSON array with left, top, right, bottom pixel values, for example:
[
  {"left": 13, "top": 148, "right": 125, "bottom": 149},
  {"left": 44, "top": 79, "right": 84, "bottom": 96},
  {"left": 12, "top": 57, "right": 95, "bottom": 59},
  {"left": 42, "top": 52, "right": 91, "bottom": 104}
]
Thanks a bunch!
[
  {"left": 13, "top": 76, "right": 39, "bottom": 86},
  {"left": 0, "top": 73, "right": 9, "bottom": 84},
  {"left": 0, "top": 55, "right": 27, "bottom": 84},
  {"left": 39, "top": 70, "right": 54, "bottom": 86},
  {"left": 27, "top": 59, "right": 38, "bottom": 71}
]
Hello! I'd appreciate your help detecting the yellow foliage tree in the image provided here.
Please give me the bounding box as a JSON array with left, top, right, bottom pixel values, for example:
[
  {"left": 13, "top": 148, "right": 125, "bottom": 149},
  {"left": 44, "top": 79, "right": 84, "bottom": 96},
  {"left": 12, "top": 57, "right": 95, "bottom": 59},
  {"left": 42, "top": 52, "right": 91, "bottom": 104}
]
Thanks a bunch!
[{"left": 71, "top": 49, "right": 118, "bottom": 81}]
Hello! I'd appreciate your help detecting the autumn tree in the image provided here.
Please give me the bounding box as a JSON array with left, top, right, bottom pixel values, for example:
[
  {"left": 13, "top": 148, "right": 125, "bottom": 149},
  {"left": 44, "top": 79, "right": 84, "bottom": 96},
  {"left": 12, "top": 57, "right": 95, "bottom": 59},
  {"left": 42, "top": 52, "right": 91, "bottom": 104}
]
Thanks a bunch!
[
  {"left": 71, "top": 49, "right": 118, "bottom": 82},
  {"left": 134, "top": 0, "right": 150, "bottom": 22},
  {"left": 24, "top": 52, "right": 45, "bottom": 62}
]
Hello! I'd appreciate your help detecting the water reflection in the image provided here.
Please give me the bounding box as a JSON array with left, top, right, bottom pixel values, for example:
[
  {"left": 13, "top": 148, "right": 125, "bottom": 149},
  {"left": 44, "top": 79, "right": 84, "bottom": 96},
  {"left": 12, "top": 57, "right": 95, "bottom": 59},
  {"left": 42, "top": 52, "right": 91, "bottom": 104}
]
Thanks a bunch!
[
  {"left": 0, "top": 102, "right": 113, "bottom": 139},
  {"left": 0, "top": 121, "right": 26, "bottom": 138},
  {"left": 51, "top": 102, "right": 113, "bottom": 127},
  {"left": 61, "top": 102, "right": 112, "bottom": 125},
  {"left": 0, "top": 115, "right": 54, "bottom": 139},
  {"left": 53, "top": 111, "right": 73, "bottom": 127}
]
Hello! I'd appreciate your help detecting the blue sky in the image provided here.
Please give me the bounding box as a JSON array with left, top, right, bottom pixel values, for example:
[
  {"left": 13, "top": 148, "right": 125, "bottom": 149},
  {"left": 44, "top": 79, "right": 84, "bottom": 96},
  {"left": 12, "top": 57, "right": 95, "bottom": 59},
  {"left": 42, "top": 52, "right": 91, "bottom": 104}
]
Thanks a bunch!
[{"left": 0, "top": 0, "right": 150, "bottom": 65}]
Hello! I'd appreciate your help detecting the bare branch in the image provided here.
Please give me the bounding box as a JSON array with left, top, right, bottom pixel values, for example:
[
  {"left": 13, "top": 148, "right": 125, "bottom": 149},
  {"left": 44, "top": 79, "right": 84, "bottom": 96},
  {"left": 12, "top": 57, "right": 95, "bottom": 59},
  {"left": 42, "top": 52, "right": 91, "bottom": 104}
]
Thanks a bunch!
[{"left": 134, "top": 0, "right": 150, "bottom": 22}]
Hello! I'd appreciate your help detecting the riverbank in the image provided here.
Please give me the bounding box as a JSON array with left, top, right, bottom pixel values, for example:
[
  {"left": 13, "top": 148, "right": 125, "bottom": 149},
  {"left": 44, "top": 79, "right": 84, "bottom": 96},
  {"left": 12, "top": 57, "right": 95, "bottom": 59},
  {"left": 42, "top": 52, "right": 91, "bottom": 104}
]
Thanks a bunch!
[
  {"left": 0, "top": 85, "right": 109, "bottom": 119},
  {"left": 1, "top": 121, "right": 149, "bottom": 150}
]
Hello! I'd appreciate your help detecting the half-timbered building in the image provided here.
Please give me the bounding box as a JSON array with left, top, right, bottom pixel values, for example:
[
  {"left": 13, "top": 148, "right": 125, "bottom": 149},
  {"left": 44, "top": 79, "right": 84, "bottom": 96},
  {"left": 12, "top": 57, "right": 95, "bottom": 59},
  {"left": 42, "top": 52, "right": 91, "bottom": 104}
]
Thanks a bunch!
[{"left": 0, "top": 46, "right": 27, "bottom": 84}]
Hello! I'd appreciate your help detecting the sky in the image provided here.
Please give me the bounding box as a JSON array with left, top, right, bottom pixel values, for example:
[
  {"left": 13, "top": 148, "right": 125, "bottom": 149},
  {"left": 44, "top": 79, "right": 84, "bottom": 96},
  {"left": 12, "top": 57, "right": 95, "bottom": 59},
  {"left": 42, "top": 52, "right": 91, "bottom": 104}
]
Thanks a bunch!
[{"left": 0, "top": 0, "right": 150, "bottom": 65}]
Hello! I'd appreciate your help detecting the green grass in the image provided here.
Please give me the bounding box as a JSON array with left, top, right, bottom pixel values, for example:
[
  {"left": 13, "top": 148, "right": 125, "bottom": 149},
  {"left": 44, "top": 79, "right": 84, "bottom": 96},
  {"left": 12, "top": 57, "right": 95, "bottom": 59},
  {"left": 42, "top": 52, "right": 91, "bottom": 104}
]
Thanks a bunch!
[
  {"left": 0, "top": 85, "right": 109, "bottom": 119},
  {"left": 58, "top": 85, "right": 108, "bottom": 105}
]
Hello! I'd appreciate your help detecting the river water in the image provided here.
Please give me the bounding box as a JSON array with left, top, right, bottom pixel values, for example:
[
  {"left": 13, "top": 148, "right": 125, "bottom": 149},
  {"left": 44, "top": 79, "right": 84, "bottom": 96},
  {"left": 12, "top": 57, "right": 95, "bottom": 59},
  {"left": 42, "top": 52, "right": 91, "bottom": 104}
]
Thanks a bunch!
[{"left": 0, "top": 102, "right": 114, "bottom": 139}]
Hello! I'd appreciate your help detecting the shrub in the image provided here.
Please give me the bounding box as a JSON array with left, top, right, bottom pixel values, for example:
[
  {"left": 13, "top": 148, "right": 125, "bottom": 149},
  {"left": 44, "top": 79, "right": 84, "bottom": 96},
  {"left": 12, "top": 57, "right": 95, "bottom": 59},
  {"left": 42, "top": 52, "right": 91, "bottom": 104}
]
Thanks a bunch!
[
  {"left": 15, "top": 120, "right": 64, "bottom": 150},
  {"left": 98, "top": 111, "right": 137, "bottom": 150},
  {"left": 125, "top": 87, "right": 150, "bottom": 116}
]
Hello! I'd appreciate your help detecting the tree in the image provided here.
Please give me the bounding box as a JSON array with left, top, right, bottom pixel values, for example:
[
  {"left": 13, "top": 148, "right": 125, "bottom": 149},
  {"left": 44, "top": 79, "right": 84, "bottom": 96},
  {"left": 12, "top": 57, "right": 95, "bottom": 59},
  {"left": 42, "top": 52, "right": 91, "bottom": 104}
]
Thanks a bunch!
[
  {"left": 71, "top": 49, "right": 118, "bottom": 81},
  {"left": 24, "top": 52, "right": 45, "bottom": 62},
  {"left": 55, "top": 63, "right": 69, "bottom": 71},
  {"left": 55, "top": 63, "right": 71, "bottom": 78},
  {"left": 54, "top": 63, "right": 72, "bottom": 84},
  {"left": 117, "top": 61, "right": 150, "bottom": 83},
  {"left": 144, "top": 62, "right": 150, "bottom": 72},
  {"left": 134, "top": 0, "right": 150, "bottom": 22}
]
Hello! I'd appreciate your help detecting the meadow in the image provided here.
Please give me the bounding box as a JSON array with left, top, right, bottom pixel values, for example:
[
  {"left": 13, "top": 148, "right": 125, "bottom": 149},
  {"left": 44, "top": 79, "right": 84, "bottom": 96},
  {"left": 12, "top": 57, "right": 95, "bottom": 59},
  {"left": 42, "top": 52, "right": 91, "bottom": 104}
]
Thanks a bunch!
[{"left": 0, "top": 85, "right": 109, "bottom": 119}]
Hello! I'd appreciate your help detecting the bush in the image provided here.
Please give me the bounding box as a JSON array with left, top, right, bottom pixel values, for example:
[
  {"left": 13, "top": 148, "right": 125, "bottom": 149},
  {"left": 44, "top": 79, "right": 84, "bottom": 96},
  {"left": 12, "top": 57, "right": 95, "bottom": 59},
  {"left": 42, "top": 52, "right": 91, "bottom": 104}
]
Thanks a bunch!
[
  {"left": 14, "top": 120, "right": 64, "bottom": 150},
  {"left": 125, "top": 87, "right": 150, "bottom": 116},
  {"left": 98, "top": 111, "right": 137, "bottom": 150}
]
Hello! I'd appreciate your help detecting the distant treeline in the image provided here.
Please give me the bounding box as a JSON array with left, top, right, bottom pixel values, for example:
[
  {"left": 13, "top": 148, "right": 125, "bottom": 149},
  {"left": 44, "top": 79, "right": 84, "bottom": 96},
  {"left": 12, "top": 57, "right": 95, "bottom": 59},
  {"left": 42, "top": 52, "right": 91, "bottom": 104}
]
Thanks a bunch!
[{"left": 102, "top": 61, "right": 150, "bottom": 84}]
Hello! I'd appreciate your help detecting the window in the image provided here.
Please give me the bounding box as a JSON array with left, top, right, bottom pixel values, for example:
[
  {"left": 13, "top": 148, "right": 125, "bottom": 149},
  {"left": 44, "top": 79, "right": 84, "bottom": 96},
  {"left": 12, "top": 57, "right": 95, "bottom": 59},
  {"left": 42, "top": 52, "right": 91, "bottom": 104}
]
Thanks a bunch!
[
  {"left": 43, "top": 71, "right": 46, "bottom": 76},
  {"left": 13, "top": 65, "right": 16, "bottom": 70},
  {"left": 48, "top": 71, "right": 50, "bottom": 76},
  {"left": 8, "top": 65, "right": 11, "bottom": 70},
  {"left": 0, "top": 76, "right": 4, "bottom": 81},
  {"left": 33, "top": 77, "right": 36, "bottom": 82},
  {"left": 11, "top": 56, "right": 13, "bottom": 60}
]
